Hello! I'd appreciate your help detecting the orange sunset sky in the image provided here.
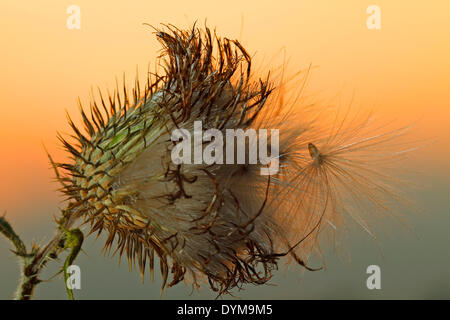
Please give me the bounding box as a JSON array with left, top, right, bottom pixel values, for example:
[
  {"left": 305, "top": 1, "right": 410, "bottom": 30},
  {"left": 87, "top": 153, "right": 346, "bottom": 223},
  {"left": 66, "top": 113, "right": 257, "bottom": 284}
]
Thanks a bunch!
[{"left": 0, "top": 0, "right": 449, "bottom": 222}]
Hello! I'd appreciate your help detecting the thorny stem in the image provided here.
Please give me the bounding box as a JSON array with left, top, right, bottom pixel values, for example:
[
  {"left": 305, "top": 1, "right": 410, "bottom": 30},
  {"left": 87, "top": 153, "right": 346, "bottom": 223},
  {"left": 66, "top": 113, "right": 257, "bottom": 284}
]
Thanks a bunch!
[
  {"left": 0, "top": 210, "right": 80, "bottom": 300},
  {"left": 60, "top": 226, "right": 84, "bottom": 300}
]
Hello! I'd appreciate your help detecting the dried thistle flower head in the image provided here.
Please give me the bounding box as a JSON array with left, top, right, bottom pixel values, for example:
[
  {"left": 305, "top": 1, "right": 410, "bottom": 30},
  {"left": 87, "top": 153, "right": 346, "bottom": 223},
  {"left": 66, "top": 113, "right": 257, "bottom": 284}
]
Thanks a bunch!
[{"left": 51, "top": 24, "right": 413, "bottom": 296}]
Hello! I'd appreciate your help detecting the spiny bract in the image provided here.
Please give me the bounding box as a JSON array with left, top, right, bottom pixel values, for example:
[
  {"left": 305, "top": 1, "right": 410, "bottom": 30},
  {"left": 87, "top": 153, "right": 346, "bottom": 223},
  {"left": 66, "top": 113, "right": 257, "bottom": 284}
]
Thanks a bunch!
[{"left": 51, "top": 24, "right": 411, "bottom": 295}]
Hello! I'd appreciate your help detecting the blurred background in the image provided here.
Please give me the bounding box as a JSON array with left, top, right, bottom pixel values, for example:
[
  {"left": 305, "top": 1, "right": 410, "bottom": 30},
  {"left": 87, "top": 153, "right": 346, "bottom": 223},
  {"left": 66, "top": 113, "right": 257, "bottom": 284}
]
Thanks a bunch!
[{"left": 0, "top": 0, "right": 449, "bottom": 299}]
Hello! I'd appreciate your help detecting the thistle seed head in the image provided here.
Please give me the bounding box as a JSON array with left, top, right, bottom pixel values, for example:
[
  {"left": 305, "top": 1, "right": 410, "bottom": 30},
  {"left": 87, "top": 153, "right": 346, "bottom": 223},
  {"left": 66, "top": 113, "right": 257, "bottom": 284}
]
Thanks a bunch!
[{"left": 51, "top": 24, "right": 412, "bottom": 296}]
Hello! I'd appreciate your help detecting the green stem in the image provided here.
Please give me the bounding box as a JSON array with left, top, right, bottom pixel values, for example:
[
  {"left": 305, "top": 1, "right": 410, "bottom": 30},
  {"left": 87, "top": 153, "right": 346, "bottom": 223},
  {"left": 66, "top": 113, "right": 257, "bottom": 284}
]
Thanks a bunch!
[
  {"left": 61, "top": 227, "right": 84, "bottom": 300},
  {"left": 0, "top": 211, "right": 80, "bottom": 300}
]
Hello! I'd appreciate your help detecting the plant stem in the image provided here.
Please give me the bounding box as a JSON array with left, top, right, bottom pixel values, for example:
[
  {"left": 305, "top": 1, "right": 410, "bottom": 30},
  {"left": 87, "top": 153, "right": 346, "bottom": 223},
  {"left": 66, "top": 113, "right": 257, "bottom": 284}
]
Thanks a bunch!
[{"left": 0, "top": 211, "right": 79, "bottom": 300}]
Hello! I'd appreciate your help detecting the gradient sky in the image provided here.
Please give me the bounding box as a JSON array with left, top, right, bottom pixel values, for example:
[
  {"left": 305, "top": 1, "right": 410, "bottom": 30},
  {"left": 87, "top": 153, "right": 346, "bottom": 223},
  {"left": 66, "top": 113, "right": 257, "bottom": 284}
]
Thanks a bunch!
[{"left": 0, "top": 0, "right": 449, "bottom": 299}]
